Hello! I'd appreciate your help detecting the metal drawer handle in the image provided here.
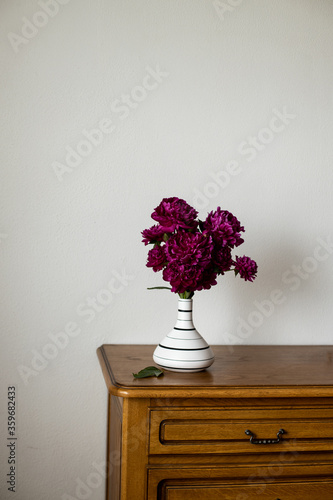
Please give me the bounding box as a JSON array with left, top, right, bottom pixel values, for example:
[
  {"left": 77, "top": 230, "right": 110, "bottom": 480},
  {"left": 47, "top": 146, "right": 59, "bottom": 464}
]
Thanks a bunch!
[{"left": 245, "top": 428, "right": 285, "bottom": 444}]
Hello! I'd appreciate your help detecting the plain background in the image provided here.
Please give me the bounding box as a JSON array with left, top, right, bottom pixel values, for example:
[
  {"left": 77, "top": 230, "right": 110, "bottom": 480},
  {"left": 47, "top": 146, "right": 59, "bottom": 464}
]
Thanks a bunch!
[{"left": 1, "top": 0, "right": 333, "bottom": 498}]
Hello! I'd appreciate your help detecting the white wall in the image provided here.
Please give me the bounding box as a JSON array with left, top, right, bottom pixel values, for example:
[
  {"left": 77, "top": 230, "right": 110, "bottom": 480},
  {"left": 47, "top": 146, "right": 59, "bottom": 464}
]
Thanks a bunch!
[{"left": 1, "top": 0, "right": 333, "bottom": 498}]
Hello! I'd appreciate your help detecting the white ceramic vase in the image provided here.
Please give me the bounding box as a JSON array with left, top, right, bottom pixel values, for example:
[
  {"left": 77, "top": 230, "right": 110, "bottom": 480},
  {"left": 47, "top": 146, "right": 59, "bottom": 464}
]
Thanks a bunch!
[{"left": 153, "top": 297, "right": 215, "bottom": 373}]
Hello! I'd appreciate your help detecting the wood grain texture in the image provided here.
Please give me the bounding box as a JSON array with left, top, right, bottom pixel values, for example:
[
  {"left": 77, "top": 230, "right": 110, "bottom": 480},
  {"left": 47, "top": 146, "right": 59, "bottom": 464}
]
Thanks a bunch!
[
  {"left": 97, "top": 345, "right": 333, "bottom": 398},
  {"left": 158, "top": 480, "right": 333, "bottom": 500},
  {"left": 148, "top": 465, "right": 333, "bottom": 500},
  {"left": 120, "top": 398, "right": 149, "bottom": 500},
  {"left": 147, "top": 450, "right": 333, "bottom": 466},
  {"left": 97, "top": 345, "right": 333, "bottom": 500},
  {"left": 149, "top": 406, "right": 333, "bottom": 455},
  {"left": 106, "top": 395, "right": 122, "bottom": 500}
]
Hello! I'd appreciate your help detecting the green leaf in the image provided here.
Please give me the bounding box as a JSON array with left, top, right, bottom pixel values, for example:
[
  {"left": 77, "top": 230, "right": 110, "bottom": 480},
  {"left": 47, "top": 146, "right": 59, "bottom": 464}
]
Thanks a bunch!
[
  {"left": 133, "top": 366, "right": 164, "bottom": 379},
  {"left": 147, "top": 286, "right": 172, "bottom": 291}
]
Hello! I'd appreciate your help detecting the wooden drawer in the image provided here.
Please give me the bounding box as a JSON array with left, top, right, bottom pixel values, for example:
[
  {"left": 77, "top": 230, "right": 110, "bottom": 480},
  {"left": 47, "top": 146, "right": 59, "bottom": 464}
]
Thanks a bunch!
[
  {"left": 148, "top": 465, "right": 333, "bottom": 500},
  {"left": 149, "top": 406, "right": 333, "bottom": 454},
  {"left": 157, "top": 480, "right": 333, "bottom": 499}
]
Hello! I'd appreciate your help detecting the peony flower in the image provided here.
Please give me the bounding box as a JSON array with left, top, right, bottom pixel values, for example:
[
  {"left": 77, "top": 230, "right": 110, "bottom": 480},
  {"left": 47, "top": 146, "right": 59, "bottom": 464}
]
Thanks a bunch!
[
  {"left": 234, "top": 255, "right": 258, "bottom": 282},
  {"left": 146, "top": 245, "right": 167, "bottom": 272},
  {"left": 162, "top": 262, "right": 204, "bottom": 294},
  {"left": 212, "top": 246, "right": 233, "bottom": 274},
  {"left": 196, "top": 266, "right": 218, "bottom": 290},
  {"left": 204, "top": 207, "right": 244, "bottom": 248},
  {"left": 151, "top": 197, "right": 198, "bottom": 231},
  {"left": 142, "top": 197, "right": 257, "bottom": 297},
  {"left": 165, "top": 230, "right": 213, "bottom": 267},
  {"left": 141, "top": 224, "right": 167, "bottom": 245}
]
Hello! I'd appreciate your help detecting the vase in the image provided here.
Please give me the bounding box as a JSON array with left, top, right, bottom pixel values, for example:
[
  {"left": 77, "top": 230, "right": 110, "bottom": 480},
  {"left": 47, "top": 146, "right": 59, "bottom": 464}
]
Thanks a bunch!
[{"left": 153, "top": 297, "right": 215, "bottom": 373}]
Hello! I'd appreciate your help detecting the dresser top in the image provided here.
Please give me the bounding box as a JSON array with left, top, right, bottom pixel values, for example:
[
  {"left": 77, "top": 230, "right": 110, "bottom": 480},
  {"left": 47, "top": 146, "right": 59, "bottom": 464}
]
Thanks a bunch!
[{"left": 97, "top": 345, "right": 333, "bottom": 399}]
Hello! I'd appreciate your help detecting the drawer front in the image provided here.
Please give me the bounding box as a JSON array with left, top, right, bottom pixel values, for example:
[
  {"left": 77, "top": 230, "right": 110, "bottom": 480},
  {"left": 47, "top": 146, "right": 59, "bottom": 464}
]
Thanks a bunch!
[
  {"left": 149, "top": 407, "right": 333, "bottom": 454},
  {"left": 148, "top": 465, "right": 333, "bottom": 500},
  {"left": 158, "top": 480, "right": 333, "bottom": 499}
]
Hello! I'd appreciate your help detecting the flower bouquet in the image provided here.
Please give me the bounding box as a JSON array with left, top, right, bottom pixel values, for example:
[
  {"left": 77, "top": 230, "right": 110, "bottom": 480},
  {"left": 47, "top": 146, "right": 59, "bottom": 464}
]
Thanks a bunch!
[{"left": 142, "top": 197, "right": 257, "bottom": 372}]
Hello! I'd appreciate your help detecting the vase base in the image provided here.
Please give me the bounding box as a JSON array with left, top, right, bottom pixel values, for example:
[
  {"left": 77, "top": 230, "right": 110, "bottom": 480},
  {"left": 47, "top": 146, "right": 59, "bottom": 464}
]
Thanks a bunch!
[
  {"left": 153, "top": 351, "right": 214, "bottom": 373},
  {"left": 156, "top": 365, "right": 209, "bottom": 373}
]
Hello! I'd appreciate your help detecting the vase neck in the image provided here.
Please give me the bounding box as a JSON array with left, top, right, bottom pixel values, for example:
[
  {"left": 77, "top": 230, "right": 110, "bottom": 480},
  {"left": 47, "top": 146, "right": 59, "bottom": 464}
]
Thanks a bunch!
[
  {"left": 176, "top": 298, "right": 194, "bottom": 325},
  {"left": 177, "top": 297, "right": 193, "bottom": 310}
]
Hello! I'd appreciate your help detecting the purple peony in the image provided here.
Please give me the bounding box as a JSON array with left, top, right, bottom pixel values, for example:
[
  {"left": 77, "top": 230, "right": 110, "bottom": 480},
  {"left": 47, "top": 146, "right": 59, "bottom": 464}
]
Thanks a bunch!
[
  {"left": 146, "top": 245, "right": 167, "bottom": 272},
  {"left": 212, "top": 246, "right": 233, "bottom": 274},
  {"left": 141, "top": 224, "right": 167, "bottom": 245},
  {"left": 162, "top": 262, "right": 218, "bottom": 293},
  {"left": 234, "top": 255, "right": 258, "bottom": 282},
  {"left": 142, "top": 197, "right": 257, "bottom": 297},
  {"left": 165, "top": 230, "right": 213, "bottom": 267},
  {"left": 196, "top": 266, "right": 218, "bottom": 291},
  {"left": 204, "top": 207, "right": 244, "bottom": 248},
  {"left": 151, "top": 197, "right": 198, "bottom": 231},
  {"left": 162, "top": 262, "right": 204, "bottom": 294}
]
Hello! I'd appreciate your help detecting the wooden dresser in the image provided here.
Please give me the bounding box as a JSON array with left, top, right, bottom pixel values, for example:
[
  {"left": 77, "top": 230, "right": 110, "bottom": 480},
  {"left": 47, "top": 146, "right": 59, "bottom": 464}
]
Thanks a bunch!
[{"left": 97, "top": 345, "right": 333, "bottom": 499}]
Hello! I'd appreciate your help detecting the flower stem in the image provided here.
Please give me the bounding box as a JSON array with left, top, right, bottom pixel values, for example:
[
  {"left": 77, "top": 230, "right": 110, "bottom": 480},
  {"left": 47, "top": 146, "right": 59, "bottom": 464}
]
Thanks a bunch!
[{"left": 178, "top": 291, "right": 194, "bottom": 299}]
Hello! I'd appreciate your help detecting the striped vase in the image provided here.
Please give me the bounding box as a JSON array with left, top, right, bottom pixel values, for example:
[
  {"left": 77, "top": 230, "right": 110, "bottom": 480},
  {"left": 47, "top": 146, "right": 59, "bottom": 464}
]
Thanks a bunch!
[{"left": 153, "top": 297, "right": 215, "bottom": 373}]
